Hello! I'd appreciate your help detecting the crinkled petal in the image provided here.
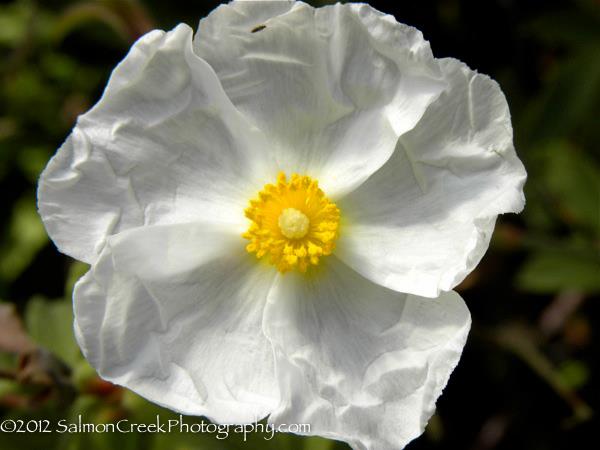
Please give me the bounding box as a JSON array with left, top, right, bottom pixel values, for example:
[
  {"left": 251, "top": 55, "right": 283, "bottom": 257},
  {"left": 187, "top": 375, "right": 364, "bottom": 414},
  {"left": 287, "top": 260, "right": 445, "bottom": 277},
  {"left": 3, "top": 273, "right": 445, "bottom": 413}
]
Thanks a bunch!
[
  {"left": 263, "top": 257, "right": 470, "bottom": 450},
  {"left": 194, "top": 1, "right": 446, "bottom": 197},
  {"left": 38, "top": 23, "right": 276, "bottom": 264},
  {"left": 337, "top": 58, "right": 527, "bottom": 298},
  {"left": 73, "top": 222, "right": 278, "bottom": 423}
]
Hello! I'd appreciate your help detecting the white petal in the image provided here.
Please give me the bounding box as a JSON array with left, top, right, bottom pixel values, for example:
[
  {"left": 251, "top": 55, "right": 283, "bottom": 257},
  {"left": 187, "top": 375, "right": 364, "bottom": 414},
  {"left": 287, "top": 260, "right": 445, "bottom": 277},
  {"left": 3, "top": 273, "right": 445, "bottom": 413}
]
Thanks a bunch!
[
  {"left": 263, "top": 257, "right": 470, "bottom": 450},
  {"left": 73, "top": 222, "right": 278, "bottom": 423},
  {"left": 194, "top": 2, "right": 446, "bottom": 197},
  {"left": 337, "top": 58, "right": 527, "bottom": 298},
  {"left": 38, "top": 24, "right": 276, "bottom": 264}
]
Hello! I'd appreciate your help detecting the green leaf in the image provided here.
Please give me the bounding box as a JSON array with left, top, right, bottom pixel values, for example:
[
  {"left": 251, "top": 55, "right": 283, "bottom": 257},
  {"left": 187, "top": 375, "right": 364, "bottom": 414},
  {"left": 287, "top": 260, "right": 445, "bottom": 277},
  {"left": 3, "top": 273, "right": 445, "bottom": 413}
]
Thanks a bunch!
[
  {"left": 0, "top": 351, "right": 17, "bottom": 372},
  {"left": 303, "top": 436, "right": 338, "bottom": 450},
  {"left": 543, "top": 142, "right": 600, "bottom": 233},
  {"left": 0, "top": 195, "right": 48, "bottom": 282},
  {"left": 0, "top": 2, "right": 30, "bottom": 46},
  {"left": 520, "top": 44, "right": 600, "bottom": 146},
  {"left": 65, "top": 261, "right": 90, "bottom": 299},
  {"left": 558, "top": 360, "right": 590, "bottom": 389},
  {"left": 517, "top": 252, "right": 600, "bottom": 293},
  {"left": 25, "top": 297, "right": 81, "bottom": 367},
  {"left": 0, "top": 378, "right": 20, "bottom": 397},
  {"left": 16, "top": 145, "right": 52, "bottom": 182}
]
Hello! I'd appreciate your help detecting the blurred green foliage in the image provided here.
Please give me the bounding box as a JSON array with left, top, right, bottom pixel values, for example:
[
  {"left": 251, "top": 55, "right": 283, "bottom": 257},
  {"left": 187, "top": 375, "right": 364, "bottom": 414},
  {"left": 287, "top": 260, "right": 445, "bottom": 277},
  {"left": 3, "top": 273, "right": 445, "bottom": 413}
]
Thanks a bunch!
[{"left": 0, "top": 1, "right": 598, "bottom": 450}]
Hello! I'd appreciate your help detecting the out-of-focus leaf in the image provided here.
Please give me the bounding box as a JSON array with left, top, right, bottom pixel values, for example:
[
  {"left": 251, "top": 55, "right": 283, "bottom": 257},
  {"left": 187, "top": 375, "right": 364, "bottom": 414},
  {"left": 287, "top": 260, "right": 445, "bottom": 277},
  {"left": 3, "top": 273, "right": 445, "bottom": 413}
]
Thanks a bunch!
[
  {"left": 0, "top": 2, "right": 29, "bottom": 46},
  {"left": 558, "top": 360, "right": 590, "bottom": 389},
  {"left": 4, "top": 68, "right": 47, "bottom": 108},
  {"left": 25, "top": 297, "right": 80, "bottom": 367},
  {"left": 517, "top": 252, "right": 600, "bottom": 293},
  {"left": 0, "top": 351, "right": 16, "bottom": 372},
  {"left": 543, "top": 142, "right": 600, "bottom": 232},
  {"left": 72, "top": 359, "right": 97, "bottom": 391},
  {"left": 521, "top": 183, "right": 557, "bottom": 231},
  {"left": 521, "top": 44, "right": 600, "bottom": 145},
  {"left": 303, "top": 437, "right": 341, "bottom": 450},
  {"left": 16, "top": 145, "right": 51, "bottom": 182},
  {"left": 65, "top": 261, "right": 90, "bottom": 299},
  {"left": 0, "top": 302, "right": 34, "bottom": 353},
  {"left": 0, "top": 195, "right": 48, "bottom": 282},
  {"left": 0, "top": 379, "right": 20, "bottom": 397},
  {"left": 3, "top": 68, "right": 64, "bottom": 133},
  {"left": 40, "top": 52, "right": 78, "bottom": 82}
]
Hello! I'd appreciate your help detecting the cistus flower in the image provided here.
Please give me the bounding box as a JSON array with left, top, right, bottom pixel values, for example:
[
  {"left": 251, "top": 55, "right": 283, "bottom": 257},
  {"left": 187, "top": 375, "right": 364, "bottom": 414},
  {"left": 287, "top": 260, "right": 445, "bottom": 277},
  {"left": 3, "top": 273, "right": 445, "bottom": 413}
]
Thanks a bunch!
[{"left": 37, "top": 1, "right": 526, "bottom": 449}]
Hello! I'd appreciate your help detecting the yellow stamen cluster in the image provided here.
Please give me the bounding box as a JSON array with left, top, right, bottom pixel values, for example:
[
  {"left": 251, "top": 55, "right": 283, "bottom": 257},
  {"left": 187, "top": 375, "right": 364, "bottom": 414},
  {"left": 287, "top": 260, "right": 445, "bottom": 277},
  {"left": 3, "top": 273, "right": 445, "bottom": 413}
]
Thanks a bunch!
[{"left": 243, "top": 173, "right": 340, "bottom": 273}]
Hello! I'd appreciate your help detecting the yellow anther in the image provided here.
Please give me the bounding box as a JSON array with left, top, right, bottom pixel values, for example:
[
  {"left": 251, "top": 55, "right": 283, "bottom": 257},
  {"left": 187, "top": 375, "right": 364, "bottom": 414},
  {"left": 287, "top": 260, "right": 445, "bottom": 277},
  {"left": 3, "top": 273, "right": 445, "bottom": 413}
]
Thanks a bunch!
[{"left": 243, "top": 172, "right": 340, "bottom": 273}]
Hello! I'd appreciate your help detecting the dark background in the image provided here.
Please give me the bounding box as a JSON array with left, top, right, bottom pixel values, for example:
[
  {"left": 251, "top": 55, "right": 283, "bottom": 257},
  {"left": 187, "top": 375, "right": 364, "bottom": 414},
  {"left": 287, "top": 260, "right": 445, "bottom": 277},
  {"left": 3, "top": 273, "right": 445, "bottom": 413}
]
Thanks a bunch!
[{"left": 0, "top": 1, "right": 598, "bottom": 449}]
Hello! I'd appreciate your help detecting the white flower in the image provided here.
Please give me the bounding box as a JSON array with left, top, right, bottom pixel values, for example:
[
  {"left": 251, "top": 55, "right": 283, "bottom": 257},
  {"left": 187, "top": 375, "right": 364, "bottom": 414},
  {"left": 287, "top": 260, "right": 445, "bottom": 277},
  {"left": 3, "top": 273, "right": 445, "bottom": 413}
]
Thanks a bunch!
[{"left": 37, "top": 1, "right": 526, "bottom": 449}]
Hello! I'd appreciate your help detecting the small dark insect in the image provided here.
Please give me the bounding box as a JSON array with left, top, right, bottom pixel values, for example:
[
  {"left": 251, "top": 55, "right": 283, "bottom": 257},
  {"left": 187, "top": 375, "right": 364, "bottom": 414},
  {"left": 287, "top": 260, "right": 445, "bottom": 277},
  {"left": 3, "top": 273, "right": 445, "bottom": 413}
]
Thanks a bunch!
[{"left": 251, "top": 24, "right": 266, "bottom": 33}]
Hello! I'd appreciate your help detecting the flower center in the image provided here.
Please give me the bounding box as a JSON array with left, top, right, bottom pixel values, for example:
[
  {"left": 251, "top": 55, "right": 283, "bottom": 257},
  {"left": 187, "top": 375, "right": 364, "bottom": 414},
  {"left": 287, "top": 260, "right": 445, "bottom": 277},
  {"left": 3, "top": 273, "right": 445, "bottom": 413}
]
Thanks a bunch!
[
  {"left": 278, "top": 208, "right": 310, "bottom": 239},
  {"left": 243, "top": 172, "right": 340, "bottom": 273}
]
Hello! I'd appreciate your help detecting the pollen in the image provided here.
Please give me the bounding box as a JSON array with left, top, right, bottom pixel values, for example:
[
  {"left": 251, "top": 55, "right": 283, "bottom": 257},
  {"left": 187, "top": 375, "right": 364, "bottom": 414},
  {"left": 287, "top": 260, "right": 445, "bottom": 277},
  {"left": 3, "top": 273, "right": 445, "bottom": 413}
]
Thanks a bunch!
[
  {"left": 278, "top": 208, "right": 310, "bottom": 239},
  {"left": 243, "top": 172, "right": 340, "bottom": 273}
]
